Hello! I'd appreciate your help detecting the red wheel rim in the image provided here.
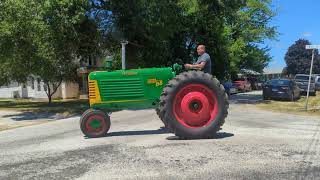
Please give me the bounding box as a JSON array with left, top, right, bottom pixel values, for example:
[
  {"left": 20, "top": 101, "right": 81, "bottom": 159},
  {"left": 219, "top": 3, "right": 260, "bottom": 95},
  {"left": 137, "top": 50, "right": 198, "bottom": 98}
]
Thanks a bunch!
[
  {"left": 85, "top": 114, "right": 107, "bottom": 136},
  {"left": 173, "top": 84, "right": 219, "bottom": 128}
]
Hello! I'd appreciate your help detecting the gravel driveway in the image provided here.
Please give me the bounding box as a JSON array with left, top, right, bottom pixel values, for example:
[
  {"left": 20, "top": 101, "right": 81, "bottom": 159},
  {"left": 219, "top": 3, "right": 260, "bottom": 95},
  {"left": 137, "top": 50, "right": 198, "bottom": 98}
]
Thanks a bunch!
[{"left": 0, "top": 92, "right": 319, "bottom": 180}]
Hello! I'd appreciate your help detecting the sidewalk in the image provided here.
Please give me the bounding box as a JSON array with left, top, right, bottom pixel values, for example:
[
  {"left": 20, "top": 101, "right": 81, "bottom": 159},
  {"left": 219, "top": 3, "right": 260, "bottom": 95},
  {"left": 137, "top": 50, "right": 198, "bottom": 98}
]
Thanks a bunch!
[{"left": 0, "top": 110, "right": 77, "bottom": 131}]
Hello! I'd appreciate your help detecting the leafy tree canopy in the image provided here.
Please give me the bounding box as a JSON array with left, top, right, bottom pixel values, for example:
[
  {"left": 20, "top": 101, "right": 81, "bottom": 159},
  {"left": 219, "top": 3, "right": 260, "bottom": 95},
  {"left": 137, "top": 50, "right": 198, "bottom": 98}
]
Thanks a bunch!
[
  {"left": 0, "top": 0, "right": 278, "bottom": 103},
  {"left": 91, "top": 0, "right": 277, "bottom": 78},
  {"left": 0, "top": 0, "right": 102, "bottom": 103},
  {"left": 285, "top": 39, "right": 320, "bottom": 75}
]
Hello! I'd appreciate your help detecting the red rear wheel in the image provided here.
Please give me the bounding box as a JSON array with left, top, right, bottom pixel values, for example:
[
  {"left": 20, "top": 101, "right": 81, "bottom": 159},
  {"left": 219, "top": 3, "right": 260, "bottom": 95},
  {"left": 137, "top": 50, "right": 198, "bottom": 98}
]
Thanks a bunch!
[{"left": 159, "top": 71, "right": 229, "bottom": 139}]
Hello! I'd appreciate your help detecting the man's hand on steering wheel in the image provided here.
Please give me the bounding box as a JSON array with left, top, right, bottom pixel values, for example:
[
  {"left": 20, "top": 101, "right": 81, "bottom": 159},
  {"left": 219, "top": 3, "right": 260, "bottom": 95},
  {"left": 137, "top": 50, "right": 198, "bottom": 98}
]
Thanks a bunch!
[{"left": 184, "top": 62, "right": 205, "bottom": 71}]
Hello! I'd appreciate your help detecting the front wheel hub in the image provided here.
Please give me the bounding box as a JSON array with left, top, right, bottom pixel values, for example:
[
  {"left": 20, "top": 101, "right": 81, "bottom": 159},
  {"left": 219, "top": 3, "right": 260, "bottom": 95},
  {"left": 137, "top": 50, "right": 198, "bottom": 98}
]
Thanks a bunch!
[{"left": 85, "top": 115, "right": 107, "bottom": 134}]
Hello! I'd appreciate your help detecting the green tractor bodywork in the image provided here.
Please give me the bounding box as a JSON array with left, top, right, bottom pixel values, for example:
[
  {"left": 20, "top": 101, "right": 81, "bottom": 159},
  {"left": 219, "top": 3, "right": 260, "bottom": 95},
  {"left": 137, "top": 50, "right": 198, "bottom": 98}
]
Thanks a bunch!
[{"left": 88, "top": 67, "right": 176, "bottom": 111}]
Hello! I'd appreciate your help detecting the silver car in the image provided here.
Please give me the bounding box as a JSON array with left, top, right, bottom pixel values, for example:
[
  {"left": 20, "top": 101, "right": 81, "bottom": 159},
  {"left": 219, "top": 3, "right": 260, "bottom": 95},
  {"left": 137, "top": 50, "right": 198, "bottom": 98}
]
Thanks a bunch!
[
  {"left": 315, "top": 75, "right": 320, "bottom": 91},
  {"left": 294, "top": 74, "right": 316, "bottom": 96}
]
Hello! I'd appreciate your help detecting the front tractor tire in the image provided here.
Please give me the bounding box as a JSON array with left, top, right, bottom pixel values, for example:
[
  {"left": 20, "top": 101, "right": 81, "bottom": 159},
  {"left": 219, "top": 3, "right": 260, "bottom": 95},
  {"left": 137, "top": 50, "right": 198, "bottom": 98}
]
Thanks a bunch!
[
  {"left": 158, "top": 71, "right": 229, "bottom": 139},
  {"left": 80, "top": 109, "right": 111, "bottom": 138}
]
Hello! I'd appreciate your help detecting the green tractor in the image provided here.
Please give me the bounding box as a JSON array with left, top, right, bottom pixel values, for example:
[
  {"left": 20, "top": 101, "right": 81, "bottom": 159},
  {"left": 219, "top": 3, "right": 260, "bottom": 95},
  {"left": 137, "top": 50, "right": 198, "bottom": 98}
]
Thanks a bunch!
[{"left": 80, "top": 44, "right": 229, "bottom": 139}]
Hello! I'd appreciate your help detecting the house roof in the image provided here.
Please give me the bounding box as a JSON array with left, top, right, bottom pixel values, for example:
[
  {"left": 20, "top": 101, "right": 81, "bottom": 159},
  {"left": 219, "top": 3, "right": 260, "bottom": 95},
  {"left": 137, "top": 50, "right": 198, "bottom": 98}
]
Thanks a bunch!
[{"left": 263, "top": 68, "right": 283, "bottom": 74}]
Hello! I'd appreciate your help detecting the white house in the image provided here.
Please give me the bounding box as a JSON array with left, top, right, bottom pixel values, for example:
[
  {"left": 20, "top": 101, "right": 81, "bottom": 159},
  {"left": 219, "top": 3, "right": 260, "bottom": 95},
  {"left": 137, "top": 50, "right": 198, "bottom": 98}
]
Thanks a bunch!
[
  {"left": 0, "top": 78, "right": 79, "bottom": 99},
  {"left": 0, "top": 54, "right": 110, "bottom": 100},
  {"left": 263, "top": 68, "right": 284, "bottom": 80}
]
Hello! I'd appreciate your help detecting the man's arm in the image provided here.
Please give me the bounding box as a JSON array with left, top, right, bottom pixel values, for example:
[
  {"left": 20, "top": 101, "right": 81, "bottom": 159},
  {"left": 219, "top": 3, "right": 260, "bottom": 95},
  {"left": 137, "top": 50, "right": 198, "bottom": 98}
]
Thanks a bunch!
[{"left": 185, "top": 62, "right": 206, "bottom": 70}]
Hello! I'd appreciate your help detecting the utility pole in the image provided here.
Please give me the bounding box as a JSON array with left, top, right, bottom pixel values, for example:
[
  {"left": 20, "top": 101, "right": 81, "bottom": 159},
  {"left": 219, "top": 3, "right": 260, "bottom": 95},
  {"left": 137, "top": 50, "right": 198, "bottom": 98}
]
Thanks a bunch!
[{"left": 305, "top": 45, "right": 320, "bottom": 110}]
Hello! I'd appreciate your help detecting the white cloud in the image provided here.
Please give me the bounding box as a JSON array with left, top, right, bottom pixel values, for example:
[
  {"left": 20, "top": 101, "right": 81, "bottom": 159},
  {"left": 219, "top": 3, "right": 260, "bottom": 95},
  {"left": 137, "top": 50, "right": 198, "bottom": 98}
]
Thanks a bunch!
[{"left": 302, "top": 32, "right": 313, "bottom": 37}]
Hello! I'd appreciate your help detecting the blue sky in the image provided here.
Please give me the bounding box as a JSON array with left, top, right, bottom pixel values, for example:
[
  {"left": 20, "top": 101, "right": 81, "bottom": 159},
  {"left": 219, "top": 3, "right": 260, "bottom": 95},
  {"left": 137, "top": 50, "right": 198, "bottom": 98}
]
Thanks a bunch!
[{"left": 264, "top": 0, "right": 320, "bottom": 73}]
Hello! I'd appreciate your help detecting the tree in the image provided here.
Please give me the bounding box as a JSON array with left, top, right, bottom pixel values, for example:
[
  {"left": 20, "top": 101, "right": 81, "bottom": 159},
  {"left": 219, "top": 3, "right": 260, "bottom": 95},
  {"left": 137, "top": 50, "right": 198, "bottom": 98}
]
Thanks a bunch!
[
  {"left": 285, "top": 39, "right": 320, "bottom": 75},
  {"left": 0, "top": 0, "right": 39, "bottom": 84},
  {"left": 1, "top": 0, "right": 277, "bottom": 103},
  {"left": 0, "top": 0, "right": 102, "bottom": 103},
  {"left": 223, "top": 0, "right": 277, "bottom": 77},
  {"left": 282, "top": 67, "right": 288, "bottom": 77},
  {"left": 92, "top": 0, "right": 277, "bottom": 79},
  {"left": 91, "top": 0, "right": 183, "bottom": 68}
]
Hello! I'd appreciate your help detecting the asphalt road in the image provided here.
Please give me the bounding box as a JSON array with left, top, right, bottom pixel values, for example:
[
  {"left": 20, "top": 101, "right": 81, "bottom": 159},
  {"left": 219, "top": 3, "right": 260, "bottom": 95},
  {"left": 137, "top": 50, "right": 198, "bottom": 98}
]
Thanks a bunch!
[{"left": 1, "top": 92, "right": 320, "bottom": 180}]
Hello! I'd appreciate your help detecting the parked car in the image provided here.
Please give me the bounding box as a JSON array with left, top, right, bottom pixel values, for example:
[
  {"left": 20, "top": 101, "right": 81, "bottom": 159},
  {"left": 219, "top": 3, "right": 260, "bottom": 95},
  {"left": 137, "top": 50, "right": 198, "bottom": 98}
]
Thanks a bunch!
[
  {"left": 256, "top": 79, "right": 265, "bottom": 90},
  {"left": 294, "top": 74, "right": 316, "bottom": 96},
  {"left": 223, "top": 82, "right": 238, "bottom": 95},
  {"left": 233, "top": 77, "right": 252, "bottom": 92},
  {"left": 247, "top": 77, "right": 258, "bottom": 90},
  {"left": 262, "top": 79, "right": 301, "bottom": 101},
  {"left": 248, "top": 77, "right": 265, "bottom": 90},
  {"left": 315, "top": 74, "right": 320, "bottom": 91}
]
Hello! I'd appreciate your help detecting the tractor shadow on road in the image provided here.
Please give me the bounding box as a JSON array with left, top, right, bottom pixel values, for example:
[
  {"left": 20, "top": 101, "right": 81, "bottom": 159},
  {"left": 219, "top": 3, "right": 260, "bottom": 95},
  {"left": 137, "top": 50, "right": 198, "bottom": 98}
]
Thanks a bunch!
[
  {"left": 166, "top": 132, "right": 234, "bottom": 141},
  {"left": 2, "top": 111, "right": 75, "bottom": 121},
  {"left": 95, "top": 128, "right": 234, "bottom": 141},
  {"left": 105, "top": 127, "right": 170, "bottom": 137}
]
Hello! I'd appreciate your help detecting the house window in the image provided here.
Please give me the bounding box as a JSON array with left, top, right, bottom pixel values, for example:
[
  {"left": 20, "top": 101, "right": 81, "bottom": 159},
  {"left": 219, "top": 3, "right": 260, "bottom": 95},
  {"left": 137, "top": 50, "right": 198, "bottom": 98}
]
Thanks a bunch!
[
  {"left": 88, "top": 56, "right": 97, "bottom": 67},
  {"left": 43, "top": 84, "right": 47, "bottom": 91},
  {"left": 37, "top": 78, "right": 41, "bottom": 91},
  {"left": 31, "top": 77, "right": 35, "bottom": 90},
  {"left": 88, "top": 57, "right": 92, "bottom": 66}
]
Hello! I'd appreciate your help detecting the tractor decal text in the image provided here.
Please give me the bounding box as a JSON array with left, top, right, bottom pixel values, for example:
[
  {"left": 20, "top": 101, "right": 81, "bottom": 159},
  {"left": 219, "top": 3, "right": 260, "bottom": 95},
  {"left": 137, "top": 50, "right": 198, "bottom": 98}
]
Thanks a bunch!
[{"left": 147, "top": 79, "right": 163, "bottom": 87}]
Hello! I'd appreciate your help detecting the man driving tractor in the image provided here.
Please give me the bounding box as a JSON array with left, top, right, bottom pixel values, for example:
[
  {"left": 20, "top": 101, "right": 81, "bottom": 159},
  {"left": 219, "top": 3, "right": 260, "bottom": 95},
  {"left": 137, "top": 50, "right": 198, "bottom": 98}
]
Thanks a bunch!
[{"left": 184, "top": 45, "right": 212, "bottom": 74}]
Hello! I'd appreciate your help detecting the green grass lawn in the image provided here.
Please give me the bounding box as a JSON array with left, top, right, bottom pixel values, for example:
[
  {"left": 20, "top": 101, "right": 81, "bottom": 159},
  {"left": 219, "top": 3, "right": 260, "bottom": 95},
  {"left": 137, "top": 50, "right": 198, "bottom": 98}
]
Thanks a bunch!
[
  {"left": 0, "top": 99, "right": 89, "bottom": 116},
  {"left": 256, "top": 93, "right": 320, "bottom": 116}
]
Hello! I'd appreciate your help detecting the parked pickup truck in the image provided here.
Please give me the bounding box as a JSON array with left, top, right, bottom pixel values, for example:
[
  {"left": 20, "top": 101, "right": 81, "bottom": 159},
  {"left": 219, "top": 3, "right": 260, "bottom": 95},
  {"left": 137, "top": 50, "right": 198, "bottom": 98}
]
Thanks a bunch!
[
  {"left": 233, "top": 77, "right": 252, "bottom": 92},
  {"left": 314, "top": 74, "right": 320, "bottom": 91},
  {"left": 294, "top": 74, "right": 316, "bottom": 96}
]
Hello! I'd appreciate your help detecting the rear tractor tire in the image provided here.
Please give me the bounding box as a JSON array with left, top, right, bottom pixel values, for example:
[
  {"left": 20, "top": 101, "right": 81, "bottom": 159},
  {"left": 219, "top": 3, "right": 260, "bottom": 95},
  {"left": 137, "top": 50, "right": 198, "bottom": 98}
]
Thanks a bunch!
[
  {"left": 80, "top": 109, "right": 111, "bottom": 138},
  {"left": 158, "top": 71, "right": 229, "bottom": 139}
]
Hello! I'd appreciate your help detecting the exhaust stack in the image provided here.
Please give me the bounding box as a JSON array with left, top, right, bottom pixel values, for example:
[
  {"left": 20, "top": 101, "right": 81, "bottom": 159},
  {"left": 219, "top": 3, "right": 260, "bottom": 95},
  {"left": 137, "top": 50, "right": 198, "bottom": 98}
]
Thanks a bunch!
[{"left": 121, "top": 40, "right": 129, "bottom": 70}]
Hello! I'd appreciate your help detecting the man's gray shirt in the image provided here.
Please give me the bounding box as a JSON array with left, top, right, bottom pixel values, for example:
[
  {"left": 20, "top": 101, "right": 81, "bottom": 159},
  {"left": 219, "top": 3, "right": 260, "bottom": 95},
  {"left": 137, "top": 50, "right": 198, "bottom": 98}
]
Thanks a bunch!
[{"left": 195, "top": 53, "right": 212, "bottom": 74}]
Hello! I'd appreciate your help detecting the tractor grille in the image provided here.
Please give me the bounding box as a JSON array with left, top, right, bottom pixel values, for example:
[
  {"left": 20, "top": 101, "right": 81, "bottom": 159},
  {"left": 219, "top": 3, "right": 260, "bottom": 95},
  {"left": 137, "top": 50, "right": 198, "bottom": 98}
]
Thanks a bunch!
[
  {"left": 99, "top": 78, "right": 144, "bottom": 99},
  {"left": 88, "top": 81, "right": 97, "bottom": 100}
]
